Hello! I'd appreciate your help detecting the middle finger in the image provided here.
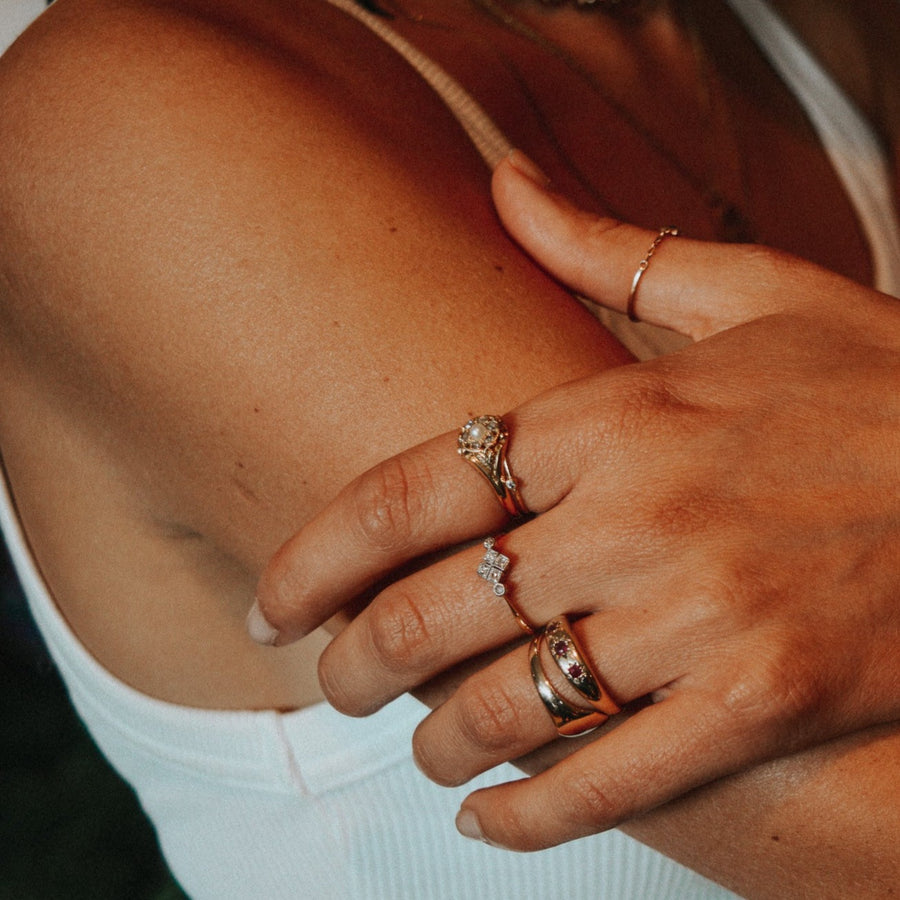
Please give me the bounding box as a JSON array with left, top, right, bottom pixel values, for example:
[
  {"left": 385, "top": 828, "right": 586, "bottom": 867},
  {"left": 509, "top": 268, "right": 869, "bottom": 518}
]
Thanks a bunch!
[{"left": 318, "top": 529, "right": 546, "bottom": 716}]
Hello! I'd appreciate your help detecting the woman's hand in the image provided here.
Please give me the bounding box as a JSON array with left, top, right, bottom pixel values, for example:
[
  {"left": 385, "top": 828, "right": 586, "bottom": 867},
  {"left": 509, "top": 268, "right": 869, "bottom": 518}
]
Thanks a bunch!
[{"left": 254, "top": 153, "right": 900, "bottom": 850}]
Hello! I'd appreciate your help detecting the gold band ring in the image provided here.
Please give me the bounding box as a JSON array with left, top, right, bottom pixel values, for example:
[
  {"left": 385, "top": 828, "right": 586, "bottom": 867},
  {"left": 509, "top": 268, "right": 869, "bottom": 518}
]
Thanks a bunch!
[
  {"left": 458, "top": 416, "right": 530, "bottom": 518},
  {"left": 626, "top": 226, "right": 679, "bottom": 323},
  {"left": 477, "top": 537, "right": 537, "bottom": 634},
  {"left": 529, "top": 630, "right": 607, "bottom": 737},
  {"left": 545, "top": 616, "right": 620, "bottom": 717}
]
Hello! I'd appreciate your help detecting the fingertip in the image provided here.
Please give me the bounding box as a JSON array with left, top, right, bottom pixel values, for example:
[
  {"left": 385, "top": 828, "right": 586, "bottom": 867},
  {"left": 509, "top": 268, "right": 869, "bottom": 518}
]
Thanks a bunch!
[
  {"left": 252, "top": 543, "right": 312, "bottom": 646},
  {"left": 456, "top": 807, "right": 515, "bottom": 850},
  {"left": 492, "top": 151, "right": 556, "bottom": 225},
  {"left": 492, "top": 149, "right": 560, "bottom": 213},
  {"left": 500, "top": 149, "right": 551, "bottom": 188},
  {"left": 246, "top": 598, "right": 280, "bottom": 646},
  {"left": 457, "top": 793, "right": 552, "bottom": 852},
  {"left": 492, "top": 153, "right": 626, "bottom": 303},
  {"left": 455, "top": 808, "right": 485, "bottom": 842}
]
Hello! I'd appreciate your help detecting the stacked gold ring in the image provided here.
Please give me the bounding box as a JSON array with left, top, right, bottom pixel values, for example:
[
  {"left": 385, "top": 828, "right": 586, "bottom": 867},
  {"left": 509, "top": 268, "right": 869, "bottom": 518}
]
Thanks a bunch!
[
  {"left": 458, "top": 416, "right": 619, "bottom": 737},
  {"left": 458, "top": 416, "right": 530, "bottom": 519},
  {"left": 530, "top": 616, "right": 620, "bottom": 737},
  {"left": 544, "top": 616, "right": 621, "bottom": 716}
]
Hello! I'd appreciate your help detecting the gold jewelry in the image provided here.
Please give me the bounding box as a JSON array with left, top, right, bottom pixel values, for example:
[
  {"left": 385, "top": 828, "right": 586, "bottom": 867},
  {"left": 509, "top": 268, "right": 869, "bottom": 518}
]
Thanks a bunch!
[
  {"left": 626, "top": 226, "right": 679, "bottom": 322},
  {"left": 477, "top": 537, "right": 537, "bottom": 633},
  {"left": 544, "top": 616, "right": 620, "bottom": 715},
  {"left": 529, "top": 630, "right": 606, "bottom": 737},
  {"left": 458, "top": 416, "right": 530, "bottom": 518}
]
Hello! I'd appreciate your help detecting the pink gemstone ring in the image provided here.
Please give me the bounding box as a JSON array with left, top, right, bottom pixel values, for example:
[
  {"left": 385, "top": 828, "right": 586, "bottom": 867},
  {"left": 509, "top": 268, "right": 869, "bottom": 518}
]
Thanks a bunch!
[
  {"left": 544, "top": 616, "right": 621, "bottom": 718},
  {"left": 529, "top": 631, "right": 607, "bottom": 738}
]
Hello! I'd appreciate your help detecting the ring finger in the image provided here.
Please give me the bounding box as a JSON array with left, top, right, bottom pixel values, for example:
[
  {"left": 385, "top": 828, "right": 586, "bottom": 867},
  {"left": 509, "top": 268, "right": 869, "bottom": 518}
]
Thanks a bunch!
[{"left": 410, "top": 609, "right": 676, "bottom": 787}]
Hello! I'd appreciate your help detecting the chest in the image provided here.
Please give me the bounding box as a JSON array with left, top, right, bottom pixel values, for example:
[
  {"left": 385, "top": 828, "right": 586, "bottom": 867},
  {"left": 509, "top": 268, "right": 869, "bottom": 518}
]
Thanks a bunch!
[{"left": 370, "top": 0, "right": 888, "bottom": 286}]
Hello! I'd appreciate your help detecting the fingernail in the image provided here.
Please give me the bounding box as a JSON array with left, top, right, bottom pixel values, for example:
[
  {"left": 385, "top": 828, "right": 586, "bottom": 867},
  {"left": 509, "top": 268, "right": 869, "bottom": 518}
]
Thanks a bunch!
[
  {"left": 455, "top": 809, "right": 485, "bottom": 843},
  {"left": 456, "top": 809, "right": 511, "bottom": 849},
  {"left": 246, "top": 599, "right": 280, "bottom": 646},
  {"left": 505, "top": 149, "right": 551, "bottom": 188}
]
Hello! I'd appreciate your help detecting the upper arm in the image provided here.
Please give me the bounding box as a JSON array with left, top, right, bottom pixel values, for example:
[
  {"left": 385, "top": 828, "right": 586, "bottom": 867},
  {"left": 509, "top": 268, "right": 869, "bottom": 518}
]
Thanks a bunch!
[{"left": 0, "top": 0, "right": 629, "bottom": 572}]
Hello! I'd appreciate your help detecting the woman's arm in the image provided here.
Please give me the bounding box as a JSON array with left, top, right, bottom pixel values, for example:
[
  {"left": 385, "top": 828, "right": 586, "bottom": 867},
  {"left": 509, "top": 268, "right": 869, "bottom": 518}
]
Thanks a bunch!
[
  {"left": 0, "top": 0, "right": 629, "bottom": 706},
  {"left": 624, "top": 723, "right": 900, "bottom": 899}
]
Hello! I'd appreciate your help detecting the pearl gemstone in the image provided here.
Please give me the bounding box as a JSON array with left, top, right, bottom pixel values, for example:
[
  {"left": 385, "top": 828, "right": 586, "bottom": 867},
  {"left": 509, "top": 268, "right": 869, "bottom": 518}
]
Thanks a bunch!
[{"left": 467, "top": 421, "right": 487, "bottom": 443}]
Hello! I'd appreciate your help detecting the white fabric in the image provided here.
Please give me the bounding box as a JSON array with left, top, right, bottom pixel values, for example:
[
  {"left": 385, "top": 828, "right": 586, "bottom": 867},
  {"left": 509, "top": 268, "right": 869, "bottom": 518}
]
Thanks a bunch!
[
  {"left": 2, "top": 1, "right": 899, "bottom": 898},
  {"left": 0, "top": 0, "right": 46, "bottom": 55},
  {"left": 0, "top": 473, "right": 735, "bottom": 900}
]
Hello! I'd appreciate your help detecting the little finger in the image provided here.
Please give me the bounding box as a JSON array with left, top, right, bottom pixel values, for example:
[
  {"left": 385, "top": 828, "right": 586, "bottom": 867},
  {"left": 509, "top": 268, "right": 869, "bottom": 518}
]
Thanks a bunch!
[{"left": 454, "top": 686, "right": 778, "bottom": 852}]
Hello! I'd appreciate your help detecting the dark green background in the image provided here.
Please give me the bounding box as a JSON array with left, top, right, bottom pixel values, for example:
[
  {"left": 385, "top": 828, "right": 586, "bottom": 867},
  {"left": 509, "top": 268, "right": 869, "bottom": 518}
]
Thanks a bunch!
[{"left": 1, "top": 541, "right": 187, "bottom": 900}]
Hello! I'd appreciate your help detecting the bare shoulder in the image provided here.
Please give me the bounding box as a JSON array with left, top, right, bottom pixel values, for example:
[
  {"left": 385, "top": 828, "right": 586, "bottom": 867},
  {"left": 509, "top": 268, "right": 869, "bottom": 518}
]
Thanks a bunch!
[
  {"left": 0, "top": 0, "right": 618, "bottom": 560},
  {"left": 0, "top": 0, "right": 497, "bottom": 267},
  {"left": 0, "top": 0, "right": 624, "bottom": 704}
]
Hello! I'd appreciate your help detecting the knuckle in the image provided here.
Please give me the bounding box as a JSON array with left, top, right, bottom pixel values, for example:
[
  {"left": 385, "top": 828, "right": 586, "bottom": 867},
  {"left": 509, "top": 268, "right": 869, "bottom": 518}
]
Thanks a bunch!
[
  {"left": 671, "top": 553, "right": 775, "bottom": 637},
  {"left": 608, "top": 367, "right": 693, "bottom": 450},
  {"left": 739, "top": 242, "right": 793, "bottom": 278},
  {"left": 759, "top": 650, "right": 826, "bottom": 724},
  {"left": 619, "top": 370, "right": 675, "bottom": 422},
  {"left": 455, "top": 677, "right": 530, "bottom": 755},
  {"left": 317, "top": 646, "right": 364, "bottom": 716},
  {"left": 686, "top": 570, "right": 754, "bottom": 630},
  {"left": 716, "top": 639, "right": 827, "bottom": 745},
  {"left": 642, "top": 485, "right": 733, "bottom": 546},
  {"left": 349, "top": 455, "right": 428, "bottom": 553},
  {"left": 732, "top": 244, "right": 804, "bottom": 313},
  {"left": 411, "top": 725, "right": 467, "bottom": 788},
  {"left": 365, "top": 587, "right": 434, "bottom": 676},
  {"left": 409, "top": 729, "right": 447, "bottom": 785},
  {"left": 567, "top": 768, "right": 624, "bottom": 833},
  {"left": 487, "top": 806, "right": 551, "bottom": 853}
]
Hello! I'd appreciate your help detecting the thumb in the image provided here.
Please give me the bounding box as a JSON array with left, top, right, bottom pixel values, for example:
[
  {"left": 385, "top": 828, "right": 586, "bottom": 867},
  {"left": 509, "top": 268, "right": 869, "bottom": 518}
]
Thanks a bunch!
[{"left": 492, "top": 150, "right": 806, "bottom": 340}]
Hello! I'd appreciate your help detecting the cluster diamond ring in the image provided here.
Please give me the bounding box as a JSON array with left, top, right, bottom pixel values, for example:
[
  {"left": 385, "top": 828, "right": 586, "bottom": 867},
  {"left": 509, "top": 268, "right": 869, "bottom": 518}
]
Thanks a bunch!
[{"left": 477, "top": 537, "right": 536, "bottom": 634}]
